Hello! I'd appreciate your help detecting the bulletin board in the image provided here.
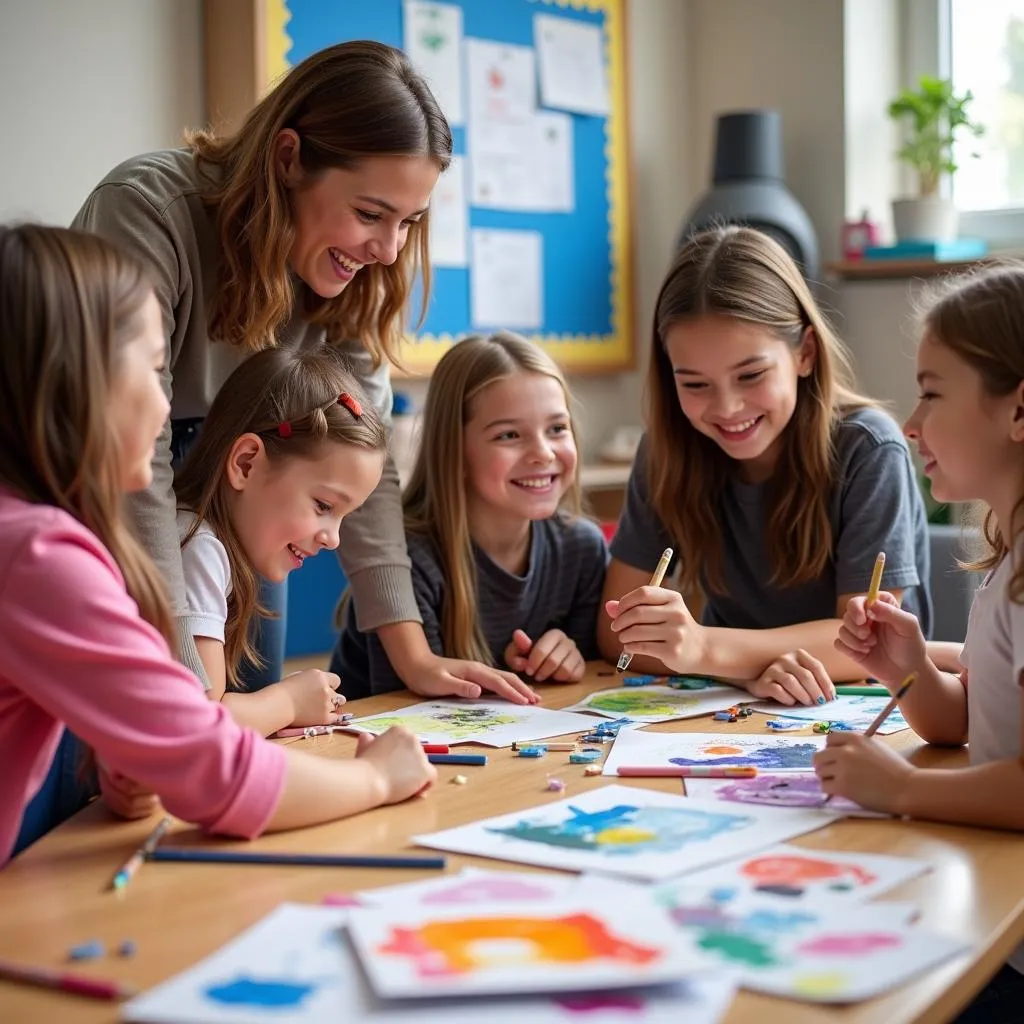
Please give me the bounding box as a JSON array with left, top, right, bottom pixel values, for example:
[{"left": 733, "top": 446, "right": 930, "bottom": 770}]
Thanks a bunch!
[{"left": 263, "top": 0, "right": 633, "bottom": 374}]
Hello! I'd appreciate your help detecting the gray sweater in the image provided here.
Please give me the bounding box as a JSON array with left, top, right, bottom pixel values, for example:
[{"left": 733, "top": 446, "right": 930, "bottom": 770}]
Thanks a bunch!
[{"left": 72, "top": 149, "right": 419, "bottom": 681}]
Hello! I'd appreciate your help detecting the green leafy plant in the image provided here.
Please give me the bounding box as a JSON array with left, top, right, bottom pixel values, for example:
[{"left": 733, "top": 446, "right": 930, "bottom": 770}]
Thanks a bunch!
[{"left": 888, "top": 75, "right": 985, "bottom": 197}]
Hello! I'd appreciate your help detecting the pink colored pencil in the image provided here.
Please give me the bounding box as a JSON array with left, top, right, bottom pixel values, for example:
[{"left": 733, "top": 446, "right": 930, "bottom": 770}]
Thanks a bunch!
[
  {"left": 617, "top": 765, "right": 758, "bottom": 778},
  {"left": 0, "top": 956, "right": 135, "bottom": 1001}
]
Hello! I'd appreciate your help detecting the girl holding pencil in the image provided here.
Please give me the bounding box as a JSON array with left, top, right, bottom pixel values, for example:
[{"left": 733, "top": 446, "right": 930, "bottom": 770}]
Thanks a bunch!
[
  {"left": 821, "top": 264, "right": 1024, "bottom": 1023},
  {"left": 0, "top": 224, "right": 435, "bottom": 867},
  {"left": 601, "top": 227, "right": 932, "bottom": 705}
]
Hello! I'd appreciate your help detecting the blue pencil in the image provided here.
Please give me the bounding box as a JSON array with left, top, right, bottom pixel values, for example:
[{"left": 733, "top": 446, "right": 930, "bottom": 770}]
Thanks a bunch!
[
  {"left": 427, "top": 753, "right": 488, "bottom": 765},
  {"left": 145, "top": 849, "right": 446, "bottom": 869}
]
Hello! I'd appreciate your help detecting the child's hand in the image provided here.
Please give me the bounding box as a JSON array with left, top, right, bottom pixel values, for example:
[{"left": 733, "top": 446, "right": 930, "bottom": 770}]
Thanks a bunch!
[
  {"left": 835, "top": 591, "right": 927, "bottom": 687},
  {"left": 813, "top": 732, "right": 913, "bottom": 814},
  {"left": 746, "top": 649, "right": 835, "bottom": 706},
  {"left": 355, "top": 727, "right": 437, "bottom": 803},
  {"left": 281, "top": 669, "right": 346, "bottom": 727},
  {"left": 605, "top": 587, "right": 706, "bottom": 675},
  {"left": 404, "top": 655, "right": 539, "bottom": 705},
  {"left": 98, "top": 762, "right": 161, "bottom": 820},
  {"left": 503, "top": 629, "right": 585, "bottom": 682}
]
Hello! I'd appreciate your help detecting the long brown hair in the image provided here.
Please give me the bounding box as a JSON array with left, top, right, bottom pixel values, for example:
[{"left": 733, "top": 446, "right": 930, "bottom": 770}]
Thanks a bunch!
[
  {"left": 917, "top": 263, "right": 1024, "bottom": 599},
  {"left": 0, "top": 224, "right": 174, "bottom": 644},
  {"left": 175, "top": 347, "right": 386, "bottom": 686},
  {"left": 189, "top": 40, "right": 452, "bottom": 363},
  {"left": 647, "top": 226, "right": 875, "bottom": 595},
  {"left": 403, "top": 332, "right": 581, "bottom": 664}
]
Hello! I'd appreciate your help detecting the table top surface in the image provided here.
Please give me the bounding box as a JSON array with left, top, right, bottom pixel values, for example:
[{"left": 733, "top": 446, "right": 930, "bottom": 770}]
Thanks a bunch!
[{"left": 1, "top": 666, "right": 1022, "bottom": 1024}]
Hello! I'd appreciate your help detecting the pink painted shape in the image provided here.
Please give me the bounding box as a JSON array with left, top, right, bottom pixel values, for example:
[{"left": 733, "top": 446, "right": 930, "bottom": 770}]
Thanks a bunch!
[
  {"left": 423, "top": 878, "right": 556, "bottom": 904},
  {"left": 554, "top": 993, "right": 646, "bottom": 1013},
  {"left": 320, "top": 893, "right": 364, "bottom": 907},
  {"left": 798, "top": 932, "right": 902, "bottom": 956}
]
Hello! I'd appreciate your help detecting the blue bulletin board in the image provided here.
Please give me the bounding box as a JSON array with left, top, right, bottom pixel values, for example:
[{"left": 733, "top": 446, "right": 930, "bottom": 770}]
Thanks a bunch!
[{"left": 264, "top": 0, "right": 633, "bottom": 373}]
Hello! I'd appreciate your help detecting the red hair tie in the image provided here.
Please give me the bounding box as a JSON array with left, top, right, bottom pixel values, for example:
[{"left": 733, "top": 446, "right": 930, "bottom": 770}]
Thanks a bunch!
[
  {"left": 338, "top": 392, "right": 363, "bottom": 418},
  {"left": 277, "top": 421, "right": 293, "bottom": 438}
]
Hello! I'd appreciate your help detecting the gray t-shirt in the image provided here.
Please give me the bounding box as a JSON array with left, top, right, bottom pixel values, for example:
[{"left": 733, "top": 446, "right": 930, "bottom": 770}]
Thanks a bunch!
[
  {"left": 611, "top": 407, "right": 932, "bottom": 636},
  {"left": 333, "top": 514, "right": 610, "bottom": 699}
]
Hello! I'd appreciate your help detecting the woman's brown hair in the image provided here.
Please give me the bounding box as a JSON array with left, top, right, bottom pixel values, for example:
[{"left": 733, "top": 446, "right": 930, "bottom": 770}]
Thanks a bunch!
[
  {"left": 0, "top": 223, "right": 174, "bottom": 644},
  {"left": 917, "top": 263, "right": 1024, "bottom": 598},
  {"left": 647, "top": 226, "right": 876, "bottom": 596},
  {"left": 403, "top": 332, "right": 581, "bottom": 664},
  {"left": 175, "top": 346, "right": 387, "bottom": 686},
  {"left": 189, "top": 39, "right": 452, "bottom": 364}
]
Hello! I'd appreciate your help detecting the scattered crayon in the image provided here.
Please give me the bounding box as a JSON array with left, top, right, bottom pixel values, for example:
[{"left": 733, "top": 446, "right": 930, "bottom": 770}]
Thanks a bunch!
[{"left": 68, "top": 941, "right": 104, "bottom": 962}]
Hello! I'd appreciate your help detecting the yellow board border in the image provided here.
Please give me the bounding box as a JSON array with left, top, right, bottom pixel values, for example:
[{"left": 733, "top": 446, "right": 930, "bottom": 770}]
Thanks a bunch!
[{"left": 264, "top": 0, "right": 633, "bottom": 376}]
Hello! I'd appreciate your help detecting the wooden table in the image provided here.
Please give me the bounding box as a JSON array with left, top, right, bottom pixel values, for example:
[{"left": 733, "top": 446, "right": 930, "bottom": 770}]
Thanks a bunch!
[{"left": 2, "top": 666, "right": 1023, "bottom": 1023}]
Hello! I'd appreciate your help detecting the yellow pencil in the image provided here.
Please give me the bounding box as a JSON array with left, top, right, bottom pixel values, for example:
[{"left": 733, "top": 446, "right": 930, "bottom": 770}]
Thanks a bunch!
[
  {"left": 617, "top": 547, "right": 674, "bottom": 673},
  {"left": 866, "top": 551, "right": 886, "bottom": 606}
]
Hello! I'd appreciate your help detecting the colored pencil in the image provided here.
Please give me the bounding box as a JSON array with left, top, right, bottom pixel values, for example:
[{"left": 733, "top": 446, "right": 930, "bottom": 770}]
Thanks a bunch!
[
  {"left": 421, "top": 744, "right": 450, "bottom": 754},
  {"left": 146, "top": 849, "right": 446, "bottom": 869},
  {"left": 617, "top": 547, "right": 674, "bottom": 673},
  {"left": 427, "top": 753, "right": 487, "bottom": 765},
  {"left": 866, "top": 551, "right": 886, "bottom": 606},
  {"left": 0, "top": 956, "right": 135, "bottom": 1001},
  {"left": 110, "top": 815, "right": 173, "bottom": 891},
  {"left": 617, "top": 766, "right": 758, "bottom": 778},
  {"left": 274, "top": 719, "right": 353, "bottom": 738},
  {"left": 835, "top": 685, "right": 889, "bottom": 696}
]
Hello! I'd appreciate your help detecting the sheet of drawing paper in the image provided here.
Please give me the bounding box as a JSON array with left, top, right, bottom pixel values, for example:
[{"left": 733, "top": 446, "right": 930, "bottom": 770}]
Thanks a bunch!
[
  {"left": 602, "top": 730, "right": 826, "bottom": 776},
  {"left": 565, "top": 685, "right": 748, "bottom": 723},
  {"left": 122, "top": 903, "right": 737, "bottom": 1023},
  {"left": 681, "top": 772, "right": 890, "bottom": 819},
  {"left": 746, "top": 695, "right": 910, "bottom": 734},
  {"left": 356, "top": 868, "right": 580, "bottom": 909},
  {"left": 413, "top": 784, "right": 828, "bottom": 882},
  {"left": 344, "top": 700, "right": 596, "bottom": 747},
  {"left": 347, "top": 895, "right": 699, "bottom": 998},
  {"left": 678, "top": 843, "right": 930, "bottom": 904},
  {"left": 642, "top": 884, "right": 967, "bottom": 1003}
]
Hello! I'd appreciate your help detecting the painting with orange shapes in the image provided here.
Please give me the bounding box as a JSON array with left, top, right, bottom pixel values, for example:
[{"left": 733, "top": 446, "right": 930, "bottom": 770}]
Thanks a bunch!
[
  {"left": 678, "top": 842, "right": 931, "bottom": 906},
  {"left": 345, "top": 896, "right": 700, "bottom": 998}
]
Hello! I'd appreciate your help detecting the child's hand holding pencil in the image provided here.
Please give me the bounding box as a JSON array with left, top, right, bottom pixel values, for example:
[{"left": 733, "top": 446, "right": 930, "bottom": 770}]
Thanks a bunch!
[{"left": 835, "top": 590, "right": 929, "bottom": 689}]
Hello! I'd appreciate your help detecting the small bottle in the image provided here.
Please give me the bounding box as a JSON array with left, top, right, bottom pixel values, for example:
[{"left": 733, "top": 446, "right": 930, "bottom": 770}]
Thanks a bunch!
[{"left": 842, "top": 209, "right": 881, "bottom": 260}]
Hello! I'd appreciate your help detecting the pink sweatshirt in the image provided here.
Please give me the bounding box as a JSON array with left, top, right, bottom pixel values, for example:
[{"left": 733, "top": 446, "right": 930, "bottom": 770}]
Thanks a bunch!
[{"left": 0, "top": 491, "right": 287, "bottom": 865}]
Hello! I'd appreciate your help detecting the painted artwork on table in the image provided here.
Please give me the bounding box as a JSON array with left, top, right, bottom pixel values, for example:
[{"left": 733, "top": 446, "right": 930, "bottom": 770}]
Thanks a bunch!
[
  {"left": 566, "top": 685, "right": 745, "bottom": 723},
  {"left": 357, "top": 868, "right": 579, "bottom": 909},
  {"left": 644, "top": 884, "right": 966, "bottom": 1003},
  {"left": 679, "top": 843, "right": 930, "bottom": 905},
  {"left": 122, "top": 902, "right": 737, "bottom": 1023},
  {"left": 746, "top": 695, "right": 910, "bottom": 734},
  {"left": 682, "top": 773, "right": 889, "bottom": 818},
  {"left": 347, "top": 897, "right": 698, "bottom": 998},
  {"left": 601, "top": 730, "right": 826, "bottom": 777},
  {"left": 413, "top": 784, "right": 828, "bottom": 881},
  {"left": 344, "top": 700, "right": 595, "bottom": 747}
]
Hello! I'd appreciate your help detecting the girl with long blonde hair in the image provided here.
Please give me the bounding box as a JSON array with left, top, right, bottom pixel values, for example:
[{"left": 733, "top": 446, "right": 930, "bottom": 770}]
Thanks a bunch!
[
  {"left": 601, "top": 226, "right": 931, "bottom": 703},
  {"left": 332, "top": 333, "right": 608, "bottom": 699}
]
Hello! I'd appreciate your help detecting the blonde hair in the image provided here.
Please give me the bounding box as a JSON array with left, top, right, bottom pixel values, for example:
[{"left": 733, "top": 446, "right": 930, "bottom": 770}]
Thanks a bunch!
[
  {"left": 647, "top": 226, "right": 875, "bottom": 596},
  {"left": 917, "top": 263, "right": 1024, "bottom": 599},
  {"left": 175, "top": 347, "right": 386, "bottom": 686},
  {"left": 0, "top": 224, "right": 174, "bottom": 645},
  {"left": 188, "top": 40, "right": 452, "bottom": 364},
  {"left": 403, "top": 332, "right": 581, "bottom": 663}
]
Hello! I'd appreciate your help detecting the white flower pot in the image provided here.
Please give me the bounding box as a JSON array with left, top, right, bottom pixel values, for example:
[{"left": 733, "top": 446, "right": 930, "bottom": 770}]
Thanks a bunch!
[{"left": 891, "top": 197, "right": 959, "bottom": 243}]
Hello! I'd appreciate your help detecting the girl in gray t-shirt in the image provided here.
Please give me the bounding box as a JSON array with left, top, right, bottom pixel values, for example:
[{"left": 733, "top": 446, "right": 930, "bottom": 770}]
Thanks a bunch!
[{"left": 602, "top": 227, "right": 931, "bottom": 705}]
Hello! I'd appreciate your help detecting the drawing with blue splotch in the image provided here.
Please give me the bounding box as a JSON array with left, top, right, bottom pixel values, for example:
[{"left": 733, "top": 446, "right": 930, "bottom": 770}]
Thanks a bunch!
[{"left": 669, "top": 742, "right": 819, "bottom": 770}]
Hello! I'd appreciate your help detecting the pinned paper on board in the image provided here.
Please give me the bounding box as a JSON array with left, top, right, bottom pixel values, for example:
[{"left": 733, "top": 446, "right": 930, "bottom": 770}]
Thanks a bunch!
[
  {"left": 465, "top": 38, "right": 536, "bottom": 122},
  {"left": 680, "top": 843, "right": 931, "bottom": 905},
  {"left": 534, "top": 12, "right": 610, "bottom": 116},
  {"left": 682, "top": 772, "right": 889, "bottom": 818},
  {"left": 470, "top": 228, "right": 543, "bottom": 330},
  {"left": 345, "top": 700, "right": 594, "bottom": 747},
  {"left": 403, "top": 0, "right": 465, "bottom": 125},
  {"left": 747, "top": 695, "right": 910, "bottom": 734},
  {"left": 414, "top": 784, "right": 828, "bottom": 881},
  {"left": 122, "top": 902, "right": 738, "bottom": 1023},
  {"left": 566, "top": 685, "right": 745, "bottom": 724},
  {"left": 428, "top": 155, "right": 468, "bottom": 267},
  {"left": 601, "top": 731, "right": 826, "bottom": 777}
]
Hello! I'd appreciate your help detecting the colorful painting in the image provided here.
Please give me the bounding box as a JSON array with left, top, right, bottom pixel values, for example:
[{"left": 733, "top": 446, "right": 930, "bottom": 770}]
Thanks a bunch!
[
  {"left": 643, "top": 884, "right": 965, "bottom": 1003},
  {"left": 682, "top": 772, "right": 889, "bottom": 818},
  {"left": 346, "top": 898, "right": 698, "bottom": 998},
  {"left": 746, "top": 695, "right": 910, "bottom": 734},
  {"left": 680, "top": 843, "right": 930, "bottom": 905},
  {"left": 566, "top": 685, "right": 745, "bottom": 723},
  {"left": 123, "top": 902, "right": 737, "bottom": 1023},
  {"left": 601, "top": 731, "right": 826, "bottom": 777},
  {"left": 344, "top": 700, "right": 596, "bottom": 747},
  {"left": 357, "top": 868, "right": 579, "bottom": 909},
  {"left": 414, "top": 784, "right": 829, "bottom": 881}
]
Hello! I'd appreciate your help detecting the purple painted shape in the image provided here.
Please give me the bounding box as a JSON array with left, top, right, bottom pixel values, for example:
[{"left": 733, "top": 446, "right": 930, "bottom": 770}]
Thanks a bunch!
[
  {"left": 554, "top": 993, "right": 646, "bottom": 1013},
  {"left": 423, "top": 878, "right": 557, "bottom": 904}
]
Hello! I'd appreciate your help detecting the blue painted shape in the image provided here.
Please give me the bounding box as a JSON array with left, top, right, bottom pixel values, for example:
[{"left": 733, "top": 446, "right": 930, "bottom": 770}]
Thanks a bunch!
[
  {"left": 203, "top": 976, "right": 318, "bottom": 1009},
  {"left": 283, "top": 0, "right": 614, "bottom": 338}
]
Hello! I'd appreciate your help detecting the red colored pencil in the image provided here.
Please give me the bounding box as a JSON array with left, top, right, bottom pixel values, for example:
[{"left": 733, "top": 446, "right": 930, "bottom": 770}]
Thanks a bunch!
[
  {"left": 0, "top": 956, "right": 135, "bottom": 1001},
  {"left": 421, "top": 744, "right": 450, "bottom": 754}
]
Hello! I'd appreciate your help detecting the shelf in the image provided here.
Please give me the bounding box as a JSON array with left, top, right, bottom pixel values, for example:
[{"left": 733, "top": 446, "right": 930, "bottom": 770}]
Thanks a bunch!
[{"left": 824, "top": 257, "right": 992, "bottom": 281}]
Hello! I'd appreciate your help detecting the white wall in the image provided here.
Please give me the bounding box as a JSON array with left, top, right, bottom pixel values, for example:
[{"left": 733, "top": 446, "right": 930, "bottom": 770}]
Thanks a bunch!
[{"left": 0, "top": 0, "right": 204, "bottom": 225}]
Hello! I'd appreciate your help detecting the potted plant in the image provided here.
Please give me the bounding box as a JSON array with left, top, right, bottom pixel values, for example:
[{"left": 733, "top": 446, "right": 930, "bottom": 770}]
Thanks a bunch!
[{"left": 887, "top": 75, "right": 984, "bottom": 243}]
